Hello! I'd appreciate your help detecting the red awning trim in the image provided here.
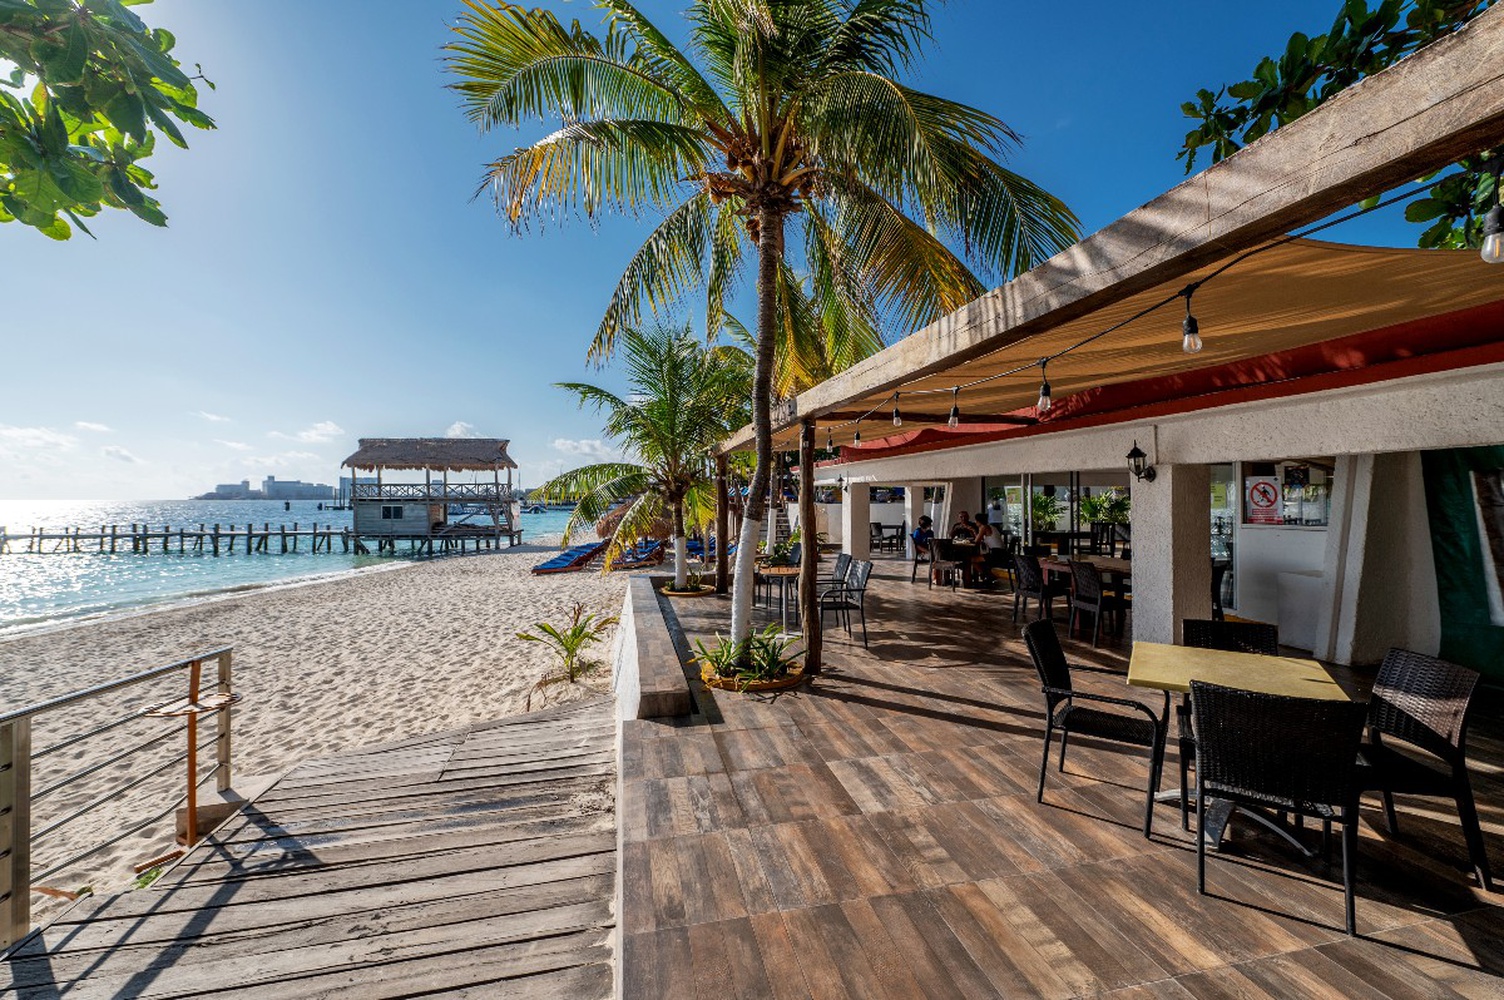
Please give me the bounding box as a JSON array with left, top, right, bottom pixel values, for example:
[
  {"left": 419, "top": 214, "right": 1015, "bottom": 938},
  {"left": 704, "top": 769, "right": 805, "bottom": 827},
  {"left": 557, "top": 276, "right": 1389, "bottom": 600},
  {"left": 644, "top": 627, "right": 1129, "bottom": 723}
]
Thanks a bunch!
[{"left": 829, "top": 298, "right": 1504, "bottom": 464}]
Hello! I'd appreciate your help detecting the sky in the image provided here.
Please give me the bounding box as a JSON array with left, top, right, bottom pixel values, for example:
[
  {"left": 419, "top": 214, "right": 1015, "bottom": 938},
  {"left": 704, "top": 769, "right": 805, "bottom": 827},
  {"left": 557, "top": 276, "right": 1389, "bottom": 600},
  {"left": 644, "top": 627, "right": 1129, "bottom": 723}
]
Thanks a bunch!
[{"left": 0, "top": 0, "right": 1422, "bottom": 500}]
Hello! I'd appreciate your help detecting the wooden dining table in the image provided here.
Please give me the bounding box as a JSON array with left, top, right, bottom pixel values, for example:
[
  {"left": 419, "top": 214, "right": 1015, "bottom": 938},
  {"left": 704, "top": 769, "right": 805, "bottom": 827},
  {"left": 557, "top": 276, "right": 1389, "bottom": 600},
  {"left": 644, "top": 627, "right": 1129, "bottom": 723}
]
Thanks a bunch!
[
  {"left": 1041, "top": 554, "right": 1131, "bottom": 579},
  {"left": 1127, "top": 641, "right": 1350, "bottom": 849}
]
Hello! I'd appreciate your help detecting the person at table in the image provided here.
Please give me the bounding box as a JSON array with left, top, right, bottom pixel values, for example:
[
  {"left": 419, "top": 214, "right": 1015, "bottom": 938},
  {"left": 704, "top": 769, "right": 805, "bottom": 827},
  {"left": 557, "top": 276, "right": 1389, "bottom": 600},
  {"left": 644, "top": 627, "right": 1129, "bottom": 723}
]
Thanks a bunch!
[
  {"left": 911, "top": 515, "right": 935, "bottom": 552},
  {"left": 951, "top": 511, "right": 978, "bottom": 542}
]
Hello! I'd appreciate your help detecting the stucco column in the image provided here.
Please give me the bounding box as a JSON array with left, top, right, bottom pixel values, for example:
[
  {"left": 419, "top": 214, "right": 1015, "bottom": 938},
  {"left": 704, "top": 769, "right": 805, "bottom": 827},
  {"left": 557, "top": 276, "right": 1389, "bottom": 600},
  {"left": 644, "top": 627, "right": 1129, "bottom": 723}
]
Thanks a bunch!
[
  {"left": 903, "top": 484, "right": 925, "bottom": 559},
  {"left": 1130, "top": 464, "right": 1212, "bottom": 644},
  {"left": 842, "top": 483, "right": 871, "bottom": 560}
]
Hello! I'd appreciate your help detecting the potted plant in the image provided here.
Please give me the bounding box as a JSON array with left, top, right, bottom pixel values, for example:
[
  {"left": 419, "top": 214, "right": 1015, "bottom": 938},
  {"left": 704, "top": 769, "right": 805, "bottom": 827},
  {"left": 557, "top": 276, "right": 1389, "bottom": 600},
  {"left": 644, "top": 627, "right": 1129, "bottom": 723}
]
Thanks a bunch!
[{"left": 694, "top": 624, "right": 806, "bottom": 692}]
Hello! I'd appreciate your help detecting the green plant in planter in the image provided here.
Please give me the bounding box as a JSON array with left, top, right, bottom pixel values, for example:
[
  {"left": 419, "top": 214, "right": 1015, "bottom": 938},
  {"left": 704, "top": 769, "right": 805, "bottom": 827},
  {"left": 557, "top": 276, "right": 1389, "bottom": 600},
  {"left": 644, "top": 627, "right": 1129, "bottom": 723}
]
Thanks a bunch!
[
  {"left": 695, "top": 624, "right": 804, "bottom": 691},
  {"left": 1030, "top": 492, "right": 1066, "bottom": 530},
  {"left": 518, "top": 603, "right": 620, "bottom": 708}
]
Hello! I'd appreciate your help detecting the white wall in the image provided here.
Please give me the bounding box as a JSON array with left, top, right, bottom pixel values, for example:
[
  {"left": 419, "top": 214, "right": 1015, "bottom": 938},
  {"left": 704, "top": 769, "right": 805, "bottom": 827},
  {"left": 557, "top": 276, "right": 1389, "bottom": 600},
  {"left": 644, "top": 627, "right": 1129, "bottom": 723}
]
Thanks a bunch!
[{"left": 1233, "top": 525, "right": 1327, "bottom": 625}]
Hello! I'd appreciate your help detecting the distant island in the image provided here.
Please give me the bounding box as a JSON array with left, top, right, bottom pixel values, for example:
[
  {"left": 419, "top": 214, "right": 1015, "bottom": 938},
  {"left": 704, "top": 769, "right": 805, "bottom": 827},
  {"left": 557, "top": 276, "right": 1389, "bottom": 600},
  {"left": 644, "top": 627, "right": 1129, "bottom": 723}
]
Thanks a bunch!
[{"left": 193, "top": 476, "right": 335, "bottom": 501}]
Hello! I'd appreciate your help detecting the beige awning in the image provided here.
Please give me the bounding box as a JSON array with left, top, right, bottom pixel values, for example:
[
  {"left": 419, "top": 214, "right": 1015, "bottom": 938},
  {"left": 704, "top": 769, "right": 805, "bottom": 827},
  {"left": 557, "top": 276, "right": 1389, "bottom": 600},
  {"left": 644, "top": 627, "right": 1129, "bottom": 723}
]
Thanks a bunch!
[{"left": 749, "top": 239, "right": 1504, "bottom": 451}]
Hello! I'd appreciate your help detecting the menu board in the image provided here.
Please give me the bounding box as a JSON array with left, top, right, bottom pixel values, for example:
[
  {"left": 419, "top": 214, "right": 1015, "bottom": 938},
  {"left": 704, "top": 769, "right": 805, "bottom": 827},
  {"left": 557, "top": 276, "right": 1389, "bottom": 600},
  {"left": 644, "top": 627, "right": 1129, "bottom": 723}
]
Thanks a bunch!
[{"left": 1245, "top": 477, "right": 1283, "bottom": 525}]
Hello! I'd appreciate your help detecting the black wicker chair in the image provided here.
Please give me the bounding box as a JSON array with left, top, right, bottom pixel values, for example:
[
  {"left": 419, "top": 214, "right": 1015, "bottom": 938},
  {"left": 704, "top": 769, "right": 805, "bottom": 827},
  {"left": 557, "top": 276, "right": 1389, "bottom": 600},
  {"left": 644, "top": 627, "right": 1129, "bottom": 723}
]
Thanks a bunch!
[
  {"left": 910, "top": 534, "right": 931, "bottom": 582},
  {"left": 1011, "top": 553, "right": 1065, "bottom": 622},
  {"left": 1358, "top": 648, "right": 1493, "bottom": 891},
  {"left": 1068, "top": 560, "right": 1122, "bottom": 648},
  {"left": 1174, "top": 619, "right": 1282, "bottom": 829},
  {"left": 819, "top": 558, "right": 872, "bottom": 646},
  {"left": 1190, "top": 681, "right": 1368, "bottom": 935},
  {"left": 1023, "top": 620, "right": 1166, "bottom": 838},
  {"left": 1210, "top": 560, "right": 1231, "bottom": 621}
]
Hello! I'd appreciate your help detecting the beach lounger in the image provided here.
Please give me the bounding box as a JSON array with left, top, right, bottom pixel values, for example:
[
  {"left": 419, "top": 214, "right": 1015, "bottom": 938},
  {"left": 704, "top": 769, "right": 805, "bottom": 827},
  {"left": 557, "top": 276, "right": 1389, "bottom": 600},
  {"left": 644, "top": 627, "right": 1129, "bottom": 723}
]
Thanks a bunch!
[
  {"left": 614, "top": 540, "right": 666, "bottom": 570},
  {"left": 530, "top": 540, "right": 607, "bottom": 575}
]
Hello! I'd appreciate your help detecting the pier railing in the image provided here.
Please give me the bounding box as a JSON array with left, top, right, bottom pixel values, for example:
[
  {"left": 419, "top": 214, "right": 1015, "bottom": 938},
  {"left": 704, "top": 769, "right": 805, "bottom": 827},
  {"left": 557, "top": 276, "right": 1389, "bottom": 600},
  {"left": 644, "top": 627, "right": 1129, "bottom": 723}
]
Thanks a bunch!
[
  {"left": 0, "top": 648, "right": 236, "bottom": 952},
  {"left": 350, "top": 483, "right": 514, "bottom": 502}
]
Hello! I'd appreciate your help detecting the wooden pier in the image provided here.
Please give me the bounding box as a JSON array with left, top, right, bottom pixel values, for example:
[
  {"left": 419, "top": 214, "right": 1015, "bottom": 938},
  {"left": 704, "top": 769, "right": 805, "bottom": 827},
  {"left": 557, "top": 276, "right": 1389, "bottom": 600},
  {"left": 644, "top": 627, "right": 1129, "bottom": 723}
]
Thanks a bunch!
[{"left": 0, "top": 523, "right": 522, "bottom": 558}]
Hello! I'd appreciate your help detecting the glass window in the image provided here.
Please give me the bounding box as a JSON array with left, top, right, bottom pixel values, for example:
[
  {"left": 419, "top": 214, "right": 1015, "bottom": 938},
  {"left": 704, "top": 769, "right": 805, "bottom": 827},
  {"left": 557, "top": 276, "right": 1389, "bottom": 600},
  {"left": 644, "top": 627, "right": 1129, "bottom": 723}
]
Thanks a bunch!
[{"left": 1241, "top": 460, "right": 1331, "bottom": 527}]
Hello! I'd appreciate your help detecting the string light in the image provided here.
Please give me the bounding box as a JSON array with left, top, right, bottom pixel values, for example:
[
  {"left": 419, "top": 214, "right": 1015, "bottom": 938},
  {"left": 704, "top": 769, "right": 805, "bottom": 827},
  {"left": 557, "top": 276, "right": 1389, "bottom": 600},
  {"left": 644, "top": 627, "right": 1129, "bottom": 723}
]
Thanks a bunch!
[
  {"left": 801, "top": 179, "right": 1446, "bottom": 439},
  {"left": 947, "top": 387, "right": 960, "bottom": 428},
  {"left": 1181, "top": 285, "right": 1203, "bottom": 354},
  {"left": 1483, "top": 160, "right": 1503, "bottom": 265},
  {"left": 826, "top": 427, "right": 834, "bottom": 450}
]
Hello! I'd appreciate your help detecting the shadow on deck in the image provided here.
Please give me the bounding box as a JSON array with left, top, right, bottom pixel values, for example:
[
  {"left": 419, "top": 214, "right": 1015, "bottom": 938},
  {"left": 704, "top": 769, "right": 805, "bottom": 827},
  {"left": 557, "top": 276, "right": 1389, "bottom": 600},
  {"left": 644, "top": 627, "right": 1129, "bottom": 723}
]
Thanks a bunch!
[
  {"left": 3, "top": 698, "right": 618, "bottom": 999},
  {"left": 622, "top": 559, "right": 1504, "bottom": 998}
]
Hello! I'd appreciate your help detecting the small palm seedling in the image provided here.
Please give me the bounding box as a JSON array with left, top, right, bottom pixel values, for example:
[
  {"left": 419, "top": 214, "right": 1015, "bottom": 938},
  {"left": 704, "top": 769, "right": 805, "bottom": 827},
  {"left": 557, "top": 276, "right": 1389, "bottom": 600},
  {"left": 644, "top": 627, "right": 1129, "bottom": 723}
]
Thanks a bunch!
[{"left": 518, "top": 603, "right": 619, "bottom": 709}]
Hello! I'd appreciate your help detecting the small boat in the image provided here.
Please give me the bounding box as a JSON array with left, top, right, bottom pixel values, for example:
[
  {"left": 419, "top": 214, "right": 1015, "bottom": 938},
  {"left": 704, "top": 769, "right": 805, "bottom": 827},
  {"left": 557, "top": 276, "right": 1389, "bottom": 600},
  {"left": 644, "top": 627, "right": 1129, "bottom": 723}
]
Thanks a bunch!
[{"left": 522, "top": 504, "right": 548, "bottom": 514}]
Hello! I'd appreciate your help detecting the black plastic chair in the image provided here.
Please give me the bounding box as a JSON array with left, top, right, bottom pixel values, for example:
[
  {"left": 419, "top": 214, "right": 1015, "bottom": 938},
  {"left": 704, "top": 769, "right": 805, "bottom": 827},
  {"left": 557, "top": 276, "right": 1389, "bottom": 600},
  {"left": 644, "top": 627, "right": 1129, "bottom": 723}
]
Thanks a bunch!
[
  {"left": 819, "top": 551, "right": 852, "bottom": 591},
  {"left": 1011, "top": 553, "right": 1065, "bottom": 622},
  {"left": 1174, "top": 619, "right": 1281, "bottom": 829},
  {"left": 1023, "top": 620, "right": 1166, "bottom": 838},
  {"left": 910, "top": 534, "right": 932, "bottom": 582},
  {"left": 1358, "top": 648, "right": 1493, "bottom": 891},
  {"left": 1068, "top": 560, "right": 1121, "bottom": 648},
  {"left": 1190, "top": 681, "right": 1368, "bottom": 935},
  {"left": 819, "top": 558, "right": 872, "bottom": 646}
]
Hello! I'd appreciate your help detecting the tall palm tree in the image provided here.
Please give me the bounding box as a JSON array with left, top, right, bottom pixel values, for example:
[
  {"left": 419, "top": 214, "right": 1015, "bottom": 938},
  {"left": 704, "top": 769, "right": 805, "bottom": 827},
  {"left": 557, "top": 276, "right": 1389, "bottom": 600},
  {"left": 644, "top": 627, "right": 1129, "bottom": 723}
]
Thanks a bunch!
[
  {"left": 448, "top": 0, "right": 1080, "bottom": 645},
  {"left": 541, "top": 323, "right": 750, "bottom": 588}
]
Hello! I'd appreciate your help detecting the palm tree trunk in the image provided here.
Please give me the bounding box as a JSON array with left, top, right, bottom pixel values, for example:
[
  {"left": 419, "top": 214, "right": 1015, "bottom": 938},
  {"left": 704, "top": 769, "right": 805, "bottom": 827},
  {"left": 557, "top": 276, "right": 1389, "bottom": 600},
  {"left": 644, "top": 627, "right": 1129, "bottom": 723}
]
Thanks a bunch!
[
  {"left": 729, "top": 203, "right": 785, "bottom": 646},
  {"left": 672, "top": 496, "right": 688, "bottom": 590}
]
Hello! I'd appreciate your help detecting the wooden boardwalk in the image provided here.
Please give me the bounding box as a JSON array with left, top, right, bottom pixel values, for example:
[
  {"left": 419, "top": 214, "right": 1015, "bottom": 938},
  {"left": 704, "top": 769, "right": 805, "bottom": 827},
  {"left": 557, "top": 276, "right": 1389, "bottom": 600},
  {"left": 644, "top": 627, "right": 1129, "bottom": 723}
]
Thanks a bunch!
[
  {"left": 2, "top": 698, "right": 617, "bottom": 998},
  {"left": 622, "top": 560, "right": 1504, "bottom": 998}
]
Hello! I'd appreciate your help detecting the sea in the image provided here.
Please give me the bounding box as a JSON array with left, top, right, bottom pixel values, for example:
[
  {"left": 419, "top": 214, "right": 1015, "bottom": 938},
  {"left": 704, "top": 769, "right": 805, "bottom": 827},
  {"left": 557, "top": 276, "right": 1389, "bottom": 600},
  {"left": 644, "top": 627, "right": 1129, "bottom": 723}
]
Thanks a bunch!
[{"left": 0, "top": 499, "right": 578, "bottom": 635}]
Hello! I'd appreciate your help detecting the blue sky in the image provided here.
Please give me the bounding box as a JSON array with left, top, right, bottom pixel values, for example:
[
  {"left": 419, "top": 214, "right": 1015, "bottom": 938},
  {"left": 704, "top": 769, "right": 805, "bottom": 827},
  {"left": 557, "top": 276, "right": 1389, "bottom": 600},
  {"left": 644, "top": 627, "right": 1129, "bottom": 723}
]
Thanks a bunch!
[{"left": 0, "top": 0, "right": 1417, "bottom": 499}]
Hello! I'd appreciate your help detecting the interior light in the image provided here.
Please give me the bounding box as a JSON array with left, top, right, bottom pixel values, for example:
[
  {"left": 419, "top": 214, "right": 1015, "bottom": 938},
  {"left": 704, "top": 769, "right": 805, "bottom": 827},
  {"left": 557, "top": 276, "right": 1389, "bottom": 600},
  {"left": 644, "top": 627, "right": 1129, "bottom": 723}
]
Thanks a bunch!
[
  {"left": 892, "top": 393, "right": 902, "bottom": 427},
  {"left": 1182, "top": 287, "right": 1203, "bottom": 353},
  {"left": 1036, "top": 361, "right": 1052, "bottom": 414},
  {"left": 1483, "top": 204, "right": 1503, "bottom": 265},
  {"left": 947, "top": 387, "right": 960, "bottom": 429}
]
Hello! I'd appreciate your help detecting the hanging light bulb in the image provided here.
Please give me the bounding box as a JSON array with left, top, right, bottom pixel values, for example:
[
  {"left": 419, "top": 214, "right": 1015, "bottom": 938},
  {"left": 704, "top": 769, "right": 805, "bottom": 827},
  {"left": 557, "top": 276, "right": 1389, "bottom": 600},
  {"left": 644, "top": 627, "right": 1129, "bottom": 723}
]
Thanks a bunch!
[
  {"left": 892, "top": 393, "right": 902, "bottom": 427},
  {"left": 853, "top": 423, "right": 861, "bottom": 445},
  {"left": 947, "top": 387, "right": 960, "bottom": 429},
  {"left": 1483, "top": 204, "right": 1504, "bottom": 265},
  {"left": 1181, "top": 287, "right": 1203, "bottom": 354},
  {"left": 1036, "top": 361, "right": 1052, "bottom": 414},
  {"left": 1482, "top": 161, "right": 1504, "bottom": 264},
  {"left": 826, "top": 427, "right": 834, "bottom": 450}
]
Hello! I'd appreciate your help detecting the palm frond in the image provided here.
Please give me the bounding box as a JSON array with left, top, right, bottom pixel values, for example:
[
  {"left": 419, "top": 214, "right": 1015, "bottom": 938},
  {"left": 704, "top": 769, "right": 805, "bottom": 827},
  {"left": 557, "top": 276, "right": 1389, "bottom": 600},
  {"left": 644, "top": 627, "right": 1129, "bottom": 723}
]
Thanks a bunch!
[
  {"left": 593, "top": 192, "right": 714, "bottom": 360},
  {"left": 447, "top": 0, "right": 685, "bottom": 127},
  {"left": 597, "top": 0, "right": 729, "bottom": 119},
  {"left": 479, "top": 118, "right": 707, "bottom": 224},
  {"left": 602, "top": 491, "right": 666, "bottom": 568}
]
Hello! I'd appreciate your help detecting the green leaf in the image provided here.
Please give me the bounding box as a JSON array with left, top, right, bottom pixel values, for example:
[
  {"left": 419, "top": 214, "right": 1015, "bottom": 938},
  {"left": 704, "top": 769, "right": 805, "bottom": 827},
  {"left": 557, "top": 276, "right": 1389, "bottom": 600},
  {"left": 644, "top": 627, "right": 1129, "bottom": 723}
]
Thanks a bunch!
[
  {"left": 1225, "top": 80, "right": 1262, "bottom": 99},
  {"left": 1403, "top": 197, "right": 1446, "bottom": 222},
  {"left": 49, "top": 22, "right": 90, "bottom": 86},
  {"left": 103, "top": 89, "right": 146, "bottom": 141}
]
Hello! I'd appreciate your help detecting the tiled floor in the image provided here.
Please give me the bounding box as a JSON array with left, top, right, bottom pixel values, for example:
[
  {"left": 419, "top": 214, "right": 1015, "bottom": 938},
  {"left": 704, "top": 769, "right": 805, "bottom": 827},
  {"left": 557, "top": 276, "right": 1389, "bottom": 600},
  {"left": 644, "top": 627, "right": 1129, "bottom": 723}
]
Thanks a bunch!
[{"left": 620, "top": 559, "right": 1504, "bottom": 998}]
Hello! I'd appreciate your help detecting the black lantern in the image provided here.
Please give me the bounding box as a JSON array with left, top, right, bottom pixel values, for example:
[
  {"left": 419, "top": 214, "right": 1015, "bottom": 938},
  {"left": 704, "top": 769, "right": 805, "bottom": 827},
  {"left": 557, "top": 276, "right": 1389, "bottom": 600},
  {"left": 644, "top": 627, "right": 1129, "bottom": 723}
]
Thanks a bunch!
[{"left": 1127, "top": 440, "right": 1156, "bottom": 482}]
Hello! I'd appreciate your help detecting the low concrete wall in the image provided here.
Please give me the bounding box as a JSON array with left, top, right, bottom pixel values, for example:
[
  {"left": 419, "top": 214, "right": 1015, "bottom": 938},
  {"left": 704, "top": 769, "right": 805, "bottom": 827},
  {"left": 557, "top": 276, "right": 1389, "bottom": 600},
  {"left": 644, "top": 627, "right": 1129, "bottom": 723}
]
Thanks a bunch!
[{"left": 611, "top": 576, "right": 694, "bottom": 720}]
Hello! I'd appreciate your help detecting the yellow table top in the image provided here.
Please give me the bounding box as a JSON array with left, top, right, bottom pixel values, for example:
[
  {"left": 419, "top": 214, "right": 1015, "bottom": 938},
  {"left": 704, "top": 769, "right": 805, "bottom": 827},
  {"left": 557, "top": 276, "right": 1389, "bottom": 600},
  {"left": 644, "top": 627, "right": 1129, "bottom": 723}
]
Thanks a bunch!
[{"left": 1127, "top": 641, "right": 1349, "bottom": 701}]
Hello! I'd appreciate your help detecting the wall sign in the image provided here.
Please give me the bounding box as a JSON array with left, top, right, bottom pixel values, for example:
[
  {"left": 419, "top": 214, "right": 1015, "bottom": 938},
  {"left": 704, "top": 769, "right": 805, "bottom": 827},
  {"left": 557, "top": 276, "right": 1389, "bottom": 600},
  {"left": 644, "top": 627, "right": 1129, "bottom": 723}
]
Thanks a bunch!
[{"left": 1245, "top": 477, "right": 1283, "bottom": 525}]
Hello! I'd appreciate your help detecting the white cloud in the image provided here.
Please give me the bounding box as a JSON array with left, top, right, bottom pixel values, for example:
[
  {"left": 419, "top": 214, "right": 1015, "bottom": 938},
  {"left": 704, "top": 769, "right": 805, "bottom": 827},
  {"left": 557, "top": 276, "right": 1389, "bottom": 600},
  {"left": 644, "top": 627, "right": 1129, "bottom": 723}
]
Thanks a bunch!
[
  {"left": 271, "top": 420, "right": 345, "bottom": 444},
  {"left": 101, "top": 445, "right": 140, "bottom": 463},
  {"left": 445, "top": 421, "right": 479, "bottom": 438},
  {"left": 196, "top": 411, "right": 231, "bottom": 423},
  {"left": 551, "top": 437, "right": 615, "bottom": 459},
  {"left": 0, "top": 425, "right": 77, "bottom": 451},
  {"left": 74, "top": 421, "right": 112, "bottom": 433},
  {"left": 249, "top": 450, "right": 322, "bottom": 468},
  {"left": 215, "top": 439, "right": 253, "bottom": 452}
]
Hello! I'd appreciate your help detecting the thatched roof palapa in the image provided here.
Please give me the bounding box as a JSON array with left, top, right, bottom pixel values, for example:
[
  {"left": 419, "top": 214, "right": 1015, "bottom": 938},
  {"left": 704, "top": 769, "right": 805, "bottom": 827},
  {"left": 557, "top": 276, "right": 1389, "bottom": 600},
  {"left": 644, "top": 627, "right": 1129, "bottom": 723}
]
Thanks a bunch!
[{"left": 342, "top": 438, "right": 518, "bottom": 472}]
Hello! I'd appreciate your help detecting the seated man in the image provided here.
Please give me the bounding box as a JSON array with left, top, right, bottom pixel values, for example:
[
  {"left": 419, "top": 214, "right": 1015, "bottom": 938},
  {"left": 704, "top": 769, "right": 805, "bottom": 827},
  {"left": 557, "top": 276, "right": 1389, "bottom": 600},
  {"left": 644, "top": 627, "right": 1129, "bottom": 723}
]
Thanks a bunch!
[
  {"left": 951, "top": 510, "right": 978, "bottom": 542},
  {"left": 911, "top": 515, "right": 935, "bottom": 552}
]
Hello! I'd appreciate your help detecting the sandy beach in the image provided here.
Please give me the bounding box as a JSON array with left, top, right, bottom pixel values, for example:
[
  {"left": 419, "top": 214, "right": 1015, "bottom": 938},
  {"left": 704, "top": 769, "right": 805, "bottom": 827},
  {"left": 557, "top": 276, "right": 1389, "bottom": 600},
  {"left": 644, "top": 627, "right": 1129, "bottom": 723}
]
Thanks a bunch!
[{"left": 0, "top": 545, "right": 628, "bottom": 919}]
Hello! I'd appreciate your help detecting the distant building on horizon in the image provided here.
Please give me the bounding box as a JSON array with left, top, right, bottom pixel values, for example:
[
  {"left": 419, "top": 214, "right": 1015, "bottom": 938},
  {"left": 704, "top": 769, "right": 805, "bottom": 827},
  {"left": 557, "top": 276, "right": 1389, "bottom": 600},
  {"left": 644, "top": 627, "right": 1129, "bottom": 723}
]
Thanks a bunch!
[{"left": 192, "top": 476, "right": 335, "bottom": 501}]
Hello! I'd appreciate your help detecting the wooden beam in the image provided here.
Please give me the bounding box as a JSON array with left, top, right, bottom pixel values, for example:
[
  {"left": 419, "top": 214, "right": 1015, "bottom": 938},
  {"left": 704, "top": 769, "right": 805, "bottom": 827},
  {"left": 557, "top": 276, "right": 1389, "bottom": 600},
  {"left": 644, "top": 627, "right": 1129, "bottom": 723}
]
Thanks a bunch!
[
  {"left": 820, "top": 411, "right": 1038, "bottom": 427},
  {"left": 720, "top": 6, "right": 1504, "bottom": 452}
]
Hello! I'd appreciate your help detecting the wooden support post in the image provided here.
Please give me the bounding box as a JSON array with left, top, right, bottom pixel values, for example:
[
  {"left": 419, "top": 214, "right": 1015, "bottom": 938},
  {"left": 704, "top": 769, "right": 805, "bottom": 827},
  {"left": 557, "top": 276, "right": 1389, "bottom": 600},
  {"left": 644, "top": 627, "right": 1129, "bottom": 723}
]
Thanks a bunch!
[
  {"left": 215, "top": 651, "right": 233, "bottom": 793},
  {"left": 162, "top": 526, "right": 169, "bottom": 554},
  {"left": 715, "top": 454, "right": 730, "bottom": 595},
  {"left": 0, "top": 717, "right": 32, "bottom": 952},
  {"left": 110, "top": 524, "right": 117, "bottom": 554},
  {"left": 292, "top": 523, "right": 298, "bottom": 552},
  {"left": 798, "top": 420, "right": 822, "bottom": 676},
  {"left": 212, "top": 524, "right": 220, "bottom": 557},
  {"left": 184, "top": 660, "right": 201, "bottom": 846},
  {"left": 280, "top": 525, "right": 287, "bottom": 554}
]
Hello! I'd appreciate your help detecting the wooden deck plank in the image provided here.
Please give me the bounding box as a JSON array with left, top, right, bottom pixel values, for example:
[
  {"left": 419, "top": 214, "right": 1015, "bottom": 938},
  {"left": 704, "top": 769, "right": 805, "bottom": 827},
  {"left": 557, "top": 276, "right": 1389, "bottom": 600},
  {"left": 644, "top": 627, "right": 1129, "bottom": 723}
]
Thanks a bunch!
[{"left": 3, "top": 699, "right": 617, "bottom": 998}]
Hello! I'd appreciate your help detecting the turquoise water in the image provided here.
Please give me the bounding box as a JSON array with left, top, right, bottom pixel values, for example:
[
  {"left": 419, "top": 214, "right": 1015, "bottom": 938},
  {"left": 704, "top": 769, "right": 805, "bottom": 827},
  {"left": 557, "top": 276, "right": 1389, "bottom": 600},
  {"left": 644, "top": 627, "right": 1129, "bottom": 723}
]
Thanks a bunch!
[{"left": 0, "top": 500, "right": 577, "bottom": 632}]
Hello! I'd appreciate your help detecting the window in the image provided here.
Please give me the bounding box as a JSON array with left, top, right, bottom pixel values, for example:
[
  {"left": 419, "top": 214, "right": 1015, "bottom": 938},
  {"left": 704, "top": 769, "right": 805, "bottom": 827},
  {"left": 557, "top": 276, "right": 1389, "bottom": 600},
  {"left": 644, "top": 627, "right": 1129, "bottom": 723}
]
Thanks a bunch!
[
  {"left": 381, "top": 505, "right": 404, "bottom": 520},
  {"left": 1241, "top": 460, "right": 1331, "bottom": 527}
]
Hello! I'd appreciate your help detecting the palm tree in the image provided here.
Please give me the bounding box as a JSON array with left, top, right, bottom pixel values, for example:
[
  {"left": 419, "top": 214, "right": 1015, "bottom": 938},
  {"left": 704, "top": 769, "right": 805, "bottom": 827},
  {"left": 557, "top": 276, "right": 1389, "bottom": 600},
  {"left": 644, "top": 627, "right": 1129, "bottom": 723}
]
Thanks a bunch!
[
  {"left": 448, "top": 0, "right": 1080, "bottom": 645},
  {"left": 541, "top": 323, "right": 750, "bottom": 588}
]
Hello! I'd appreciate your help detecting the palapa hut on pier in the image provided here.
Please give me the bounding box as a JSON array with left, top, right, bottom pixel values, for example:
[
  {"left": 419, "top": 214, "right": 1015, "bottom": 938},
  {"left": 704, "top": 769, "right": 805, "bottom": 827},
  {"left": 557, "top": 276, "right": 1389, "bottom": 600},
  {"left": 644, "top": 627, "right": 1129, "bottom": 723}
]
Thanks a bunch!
[{"left": 340, "top": 437, "right": 521, "bottom": 554}]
